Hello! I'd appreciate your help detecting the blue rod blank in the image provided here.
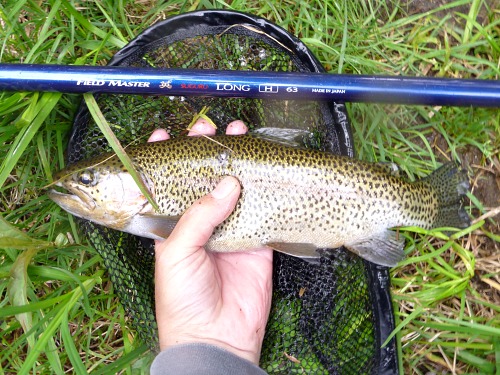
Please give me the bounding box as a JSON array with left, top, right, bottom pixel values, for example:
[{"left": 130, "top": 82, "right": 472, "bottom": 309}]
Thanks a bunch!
[{"left": 0, "top": 64, "right": 499, "bottom": 107}]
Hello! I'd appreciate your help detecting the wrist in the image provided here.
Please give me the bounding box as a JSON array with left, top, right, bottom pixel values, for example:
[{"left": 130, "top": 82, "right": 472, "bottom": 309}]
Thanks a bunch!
[{"left": 161, "top": 335, "right": 262, "bottom": 364}]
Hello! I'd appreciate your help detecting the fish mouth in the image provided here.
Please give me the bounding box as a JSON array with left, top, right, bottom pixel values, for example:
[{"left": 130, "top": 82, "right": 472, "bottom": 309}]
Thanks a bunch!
[{"left": 48, "top": 187, "right": 96, "bottom": 214}]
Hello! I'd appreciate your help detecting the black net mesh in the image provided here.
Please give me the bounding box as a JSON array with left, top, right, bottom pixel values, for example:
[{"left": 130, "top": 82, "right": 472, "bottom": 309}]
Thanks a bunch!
[{"left": 66, "top": 10, "right": 397, "bottom": 374}]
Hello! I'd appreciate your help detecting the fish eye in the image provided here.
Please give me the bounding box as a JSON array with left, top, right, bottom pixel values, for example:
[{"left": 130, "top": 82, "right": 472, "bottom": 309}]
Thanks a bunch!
[{"left": 76, "top": 170, "right": 96, "bottom": 186}]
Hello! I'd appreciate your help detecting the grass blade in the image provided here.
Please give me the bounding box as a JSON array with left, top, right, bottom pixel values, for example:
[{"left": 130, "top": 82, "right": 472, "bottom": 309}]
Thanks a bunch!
[
  {"left": 383, "top": 305, "right": 425, "bottom": 347},
  {"left": 59, "top": 0, "right": 126, "bottom": 50},
  {"left": 91, "top": 344, "right": 150, "bottom": 375},
  {"left": 83, "top": 93, "right": 159, "bottom": 211},
  {"left": 16, "top": 271, "right": 103, "bottom": 375},
  {"left": 0, "top": 215, "right": 53, "bottom": 250},
  {"left": 61, "top": 314, "right": 88, "bottom": 375},
  {"left": 7, "top": 248, "right": 38, "bottom": 349},
  {"left": 427, "top": 317, "right": 500, "bottom": 337},
  {"left": 0, "top": 295, "right": 69, "bottom": 318},
  {"left": 0, "top": 92, "right": 61, "bottom": 189}
]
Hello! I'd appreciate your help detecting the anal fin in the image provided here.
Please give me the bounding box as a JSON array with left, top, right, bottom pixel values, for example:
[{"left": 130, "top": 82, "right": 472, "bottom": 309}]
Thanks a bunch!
[{"left": 345, "top": 230, "right": 405, "bottom": 267}]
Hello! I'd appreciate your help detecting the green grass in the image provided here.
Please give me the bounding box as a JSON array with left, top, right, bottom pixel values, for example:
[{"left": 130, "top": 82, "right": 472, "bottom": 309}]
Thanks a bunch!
[{"left": 1, "top": 0, "right": 499, "bottom": 374}]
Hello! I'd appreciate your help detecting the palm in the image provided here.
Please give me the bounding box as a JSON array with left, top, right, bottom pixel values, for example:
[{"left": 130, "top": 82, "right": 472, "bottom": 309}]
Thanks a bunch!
[
  {"left": 156, "top": 244, "right": 273, "bottom": 363},
  {"left": 211, "top": 250, "right": 273, "bottom": 339}
]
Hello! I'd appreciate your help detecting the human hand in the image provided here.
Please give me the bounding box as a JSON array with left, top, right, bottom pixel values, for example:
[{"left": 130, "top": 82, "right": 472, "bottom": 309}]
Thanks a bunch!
[{"left": 151, "top": 120, "right": 274, "bottom": 365}]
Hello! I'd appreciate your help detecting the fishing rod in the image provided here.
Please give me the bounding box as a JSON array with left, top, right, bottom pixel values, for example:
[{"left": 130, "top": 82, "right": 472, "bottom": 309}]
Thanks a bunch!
[{"left": 0, "top": 63, "right": 499, "bottom": 107}]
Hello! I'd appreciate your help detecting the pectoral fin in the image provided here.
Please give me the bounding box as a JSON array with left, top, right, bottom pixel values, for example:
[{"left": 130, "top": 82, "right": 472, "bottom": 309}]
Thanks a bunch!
[
  {"left": 266, "top": 242, "right": 321, "bottom": 262},
  {"left": 123, "top": 214, "right": 181, "bottom": 240},
  {"left": 345, "top": 230, "right": 405, "bottom": 267}
]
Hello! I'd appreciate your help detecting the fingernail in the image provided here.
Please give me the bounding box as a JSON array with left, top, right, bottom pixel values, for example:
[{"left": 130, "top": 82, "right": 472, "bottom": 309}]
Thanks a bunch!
[
  {"left": 188, "top": 120, "right": 217, "bottom": 136},
  {"left": 226, "top": 120, "right": 248, "bottom": 135},
  {"left": 211, "top": 177, "right": 237, "bottom": 199},
  {"left": 147, "top": 128, "right": 170, "bottom": 142}
]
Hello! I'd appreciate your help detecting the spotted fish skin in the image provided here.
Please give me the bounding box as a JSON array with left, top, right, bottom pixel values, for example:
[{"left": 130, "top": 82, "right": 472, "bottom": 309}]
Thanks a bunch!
[{"left": 49, "top": 134, "right": 470, "bottom": 266}]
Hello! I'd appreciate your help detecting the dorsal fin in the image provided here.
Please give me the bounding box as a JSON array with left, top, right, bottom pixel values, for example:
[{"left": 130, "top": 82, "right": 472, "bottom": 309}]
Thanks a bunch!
[{"left": 252, "top": 127, "right": 313, "bottom": 148}]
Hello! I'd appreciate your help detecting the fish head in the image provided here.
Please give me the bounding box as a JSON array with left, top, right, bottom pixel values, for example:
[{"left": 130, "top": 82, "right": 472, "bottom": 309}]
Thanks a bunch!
[{"left": 48, "top": 156, "right": 154, "bottom": 230}]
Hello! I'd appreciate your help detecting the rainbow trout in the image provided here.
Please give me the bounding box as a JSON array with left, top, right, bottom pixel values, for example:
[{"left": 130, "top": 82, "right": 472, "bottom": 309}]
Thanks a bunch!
[{"left": 48, "top": 132, "right": 470, "bottom": 266}]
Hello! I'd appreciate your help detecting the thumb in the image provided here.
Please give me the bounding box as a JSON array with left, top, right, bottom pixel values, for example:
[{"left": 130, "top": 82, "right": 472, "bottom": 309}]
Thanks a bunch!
[{"left": 155, "top": 176, "right": 241, "bottom": 259}]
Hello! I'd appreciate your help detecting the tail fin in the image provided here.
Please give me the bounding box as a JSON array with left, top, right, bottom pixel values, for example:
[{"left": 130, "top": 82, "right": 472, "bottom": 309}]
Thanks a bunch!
[{"left": 424, "top": 163, "right": 471, "bottom": 229}]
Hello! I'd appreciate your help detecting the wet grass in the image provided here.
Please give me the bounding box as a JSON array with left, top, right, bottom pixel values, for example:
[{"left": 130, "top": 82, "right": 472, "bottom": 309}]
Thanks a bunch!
[{"left": 0, "top": 0, "right": 499, "bottom": 374}]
